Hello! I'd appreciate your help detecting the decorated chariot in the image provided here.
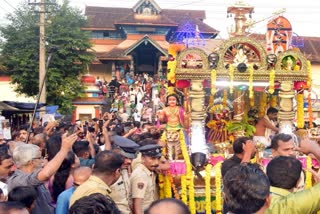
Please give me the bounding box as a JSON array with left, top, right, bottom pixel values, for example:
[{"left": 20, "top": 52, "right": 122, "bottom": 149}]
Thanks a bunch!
[{"left": 157, "top": 1, "right": 317, "bottom": 214}]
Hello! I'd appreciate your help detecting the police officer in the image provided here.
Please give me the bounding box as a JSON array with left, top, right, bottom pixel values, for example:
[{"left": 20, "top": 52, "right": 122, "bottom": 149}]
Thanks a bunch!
[
  {"left": 130, "top": 143, "right": 162, "bottom": 214},
  {"left": 110, "top": 135, "right": 139, "bottom": 214}
]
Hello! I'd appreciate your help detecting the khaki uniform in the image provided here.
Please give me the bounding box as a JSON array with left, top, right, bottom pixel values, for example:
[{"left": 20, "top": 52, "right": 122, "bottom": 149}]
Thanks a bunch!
[
  {"left": 69, "top": 175, "right": 111, "bottom": 207},
  {"left": 110, "top": 169, "right": 132, "bottom": 214},
  {"left": 130, "top": 163, "right": 158, "bottom": 210}
]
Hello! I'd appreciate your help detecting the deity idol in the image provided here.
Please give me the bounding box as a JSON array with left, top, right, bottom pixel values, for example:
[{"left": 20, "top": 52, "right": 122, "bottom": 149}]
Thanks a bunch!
[{"left": 157, "top": 94, "right": 188, "bottom": 160}]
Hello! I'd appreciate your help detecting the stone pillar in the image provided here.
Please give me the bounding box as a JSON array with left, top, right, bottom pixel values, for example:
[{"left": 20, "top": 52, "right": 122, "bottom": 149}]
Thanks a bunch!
[
  {"left": 189, "top": 80, "right": 208, "bottom": 155},
  {"left": 278, "top": 81, "right": 295, "bottom": 134}
]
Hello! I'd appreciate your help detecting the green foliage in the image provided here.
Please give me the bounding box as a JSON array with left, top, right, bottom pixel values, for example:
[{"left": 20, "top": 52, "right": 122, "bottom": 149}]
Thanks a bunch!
[
  {"left": 226, "top": 118, "right": 256, "bottom": 137},
  {"left": 0, "top": 0, "right": 93, "bottom": 114}
]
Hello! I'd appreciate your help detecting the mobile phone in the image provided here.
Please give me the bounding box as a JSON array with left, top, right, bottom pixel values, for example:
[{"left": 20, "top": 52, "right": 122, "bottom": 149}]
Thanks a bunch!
[{"left": 83, "top": 125, "right": 87, "bottom": 135}]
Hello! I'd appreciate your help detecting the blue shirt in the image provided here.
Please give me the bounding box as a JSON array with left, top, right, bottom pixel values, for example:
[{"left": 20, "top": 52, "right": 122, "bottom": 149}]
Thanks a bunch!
[
  {"left": 55, "top": 187, "right": 75, "bottom": 214},
  {"left": 79, "top": 158, "right": 95, "bottom": 168}
]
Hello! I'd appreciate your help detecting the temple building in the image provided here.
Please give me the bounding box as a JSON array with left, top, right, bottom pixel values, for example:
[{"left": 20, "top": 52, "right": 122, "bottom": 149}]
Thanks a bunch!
[{"left": 83, "top": 0, "right": 219, "bottom": 79}]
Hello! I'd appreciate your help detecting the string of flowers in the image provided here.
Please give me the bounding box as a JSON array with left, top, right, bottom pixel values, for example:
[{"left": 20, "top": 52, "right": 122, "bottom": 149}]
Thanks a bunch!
[
  {"left": 180, "top": 175, "right": 187, "bottom": 204},
  {"left": 222, "top": 89, "right": 227, "bottom": 108},
  {"left": 259, "top": 93, "right": 267, "bottom": 118},
  {"left": 179, "top": 130, "right": 195, "bottom": 214},
  {"left": 168, "top": 173, "right": 180, "bottom": 199},
  {"left": 268, "top": 69, "right": 275, "bottom": 94},
  {"left": 164, "top": 174, "right": 172, "bottom": 198},
  {"left": 215, "top": 162, "right": 223, "bottom": 214},
  {"left": 205, "top": 164, "right": 212, "bottom": 214},
  {"left": 270, "top": 95, "right": 277, "bottom": 108},
  {"left": 248, "top": 64, "right": 254, "bottom": 107},
  {"left": 296, "top": 93, "right": 305, "bottom": 129},
  {"left": 307, "top": 61, "right": 313, "bottom": 128},
  {"left": 305, "top": 156, "right": 312, "bottom": 189},
  {"left": 229, "top": 65, "right": 235, "bottom": 94},
  {"left": 158, "top": 174, "right": 165, "bottom": 199},
  {"left": 211, "top": 69, "right": 217, "bottom": 96}
]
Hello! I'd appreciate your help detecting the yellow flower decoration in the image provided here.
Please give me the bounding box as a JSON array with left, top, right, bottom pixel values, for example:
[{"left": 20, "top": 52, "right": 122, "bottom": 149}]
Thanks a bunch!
[
  {"left": 269, "top": 70, "right": 275, "bottom": 94},
  {"left": 222, "top": 89, "right": 228, "bottom": 108},
  {"left": 296, "top": 93, "right": 304, "bottom": 129},
  {"left": 248, "top": 64, "right": 254, "bottom": 107},
  {"left": 205, "top": 164, "right": 212, "bottom": 214},
  {"left": 211, "top": 69, "right": 217, "bottom": 96},
  {"left": 229, "top": 65, "right": 235, "bottom": 94},
  {"left": 305, "top": 156, "right": 312, "bottom": 189},
  {"left": 180, "top": 175, "right": 187, "bottom": 204},
  {"left": 158, "top": 174, "right": 165, "bottom": 199},
  {"left": 215, "top": 162, "right": 223, "bottom": 214}
]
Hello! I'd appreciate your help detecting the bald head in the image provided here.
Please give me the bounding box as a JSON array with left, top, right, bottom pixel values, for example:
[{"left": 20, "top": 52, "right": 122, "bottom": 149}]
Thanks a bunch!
[
  {"left": 145, "top": 198, "right": 190, "bottom": 214},
  {"left": 73, "top": 166, "right": 92, "bottom": 185}
]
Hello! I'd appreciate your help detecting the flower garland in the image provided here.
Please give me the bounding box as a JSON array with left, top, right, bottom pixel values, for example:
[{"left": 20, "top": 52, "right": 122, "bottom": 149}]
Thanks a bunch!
[
  {"left": 180, "top": 175, "right": 188, "bottom": 204},
  {"left": 305, "top": 156, "right": 312, "bottom": 189},
  {"left": 296, "top": 93, "right": 305, "bottom": 129},
  {"left": 307, "top": 61, "right": 313, "bottom": 128},
  {"left": 215, "top": 162, "right": 223, "bottom": 214},
  {"left": 259, "top": 92, "right": 267, "bottom": 118},
  {"left": 229, "top": 65, "right": 235, "bottom": 94},
  {"left": 158, "top": 174, "right": 165, "bottom": 199},
  {"left": 270, "top": 95, "right": 277, "bottom": 108},
  {"left": 211, "top": 69, "right": 217, "bottom": 96},
  {"left": 268, "top": 69, "right": 275, "bottom": 94},
  {"left": 205, "top": 164, "right": 212, "bottom": 214},
  {"left": 222, "top": 89, "right": 228, "bottom": 108},
  {"left": 164, "top": 174, "right": 172, "bottom": 198},
  {"left": 168, "top": 173, "right": 180, "bottom": 199},
  {"left": 179, "top": 130, "right": 196, "bottom": 214},
  {"left": 248, "top": 64, "right": 254, "bottom": 107}
]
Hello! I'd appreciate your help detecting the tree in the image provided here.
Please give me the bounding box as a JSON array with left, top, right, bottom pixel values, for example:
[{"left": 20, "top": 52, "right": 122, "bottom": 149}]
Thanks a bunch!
[{"left": 0, "top": 0, "right": 93, "bottom": 114}]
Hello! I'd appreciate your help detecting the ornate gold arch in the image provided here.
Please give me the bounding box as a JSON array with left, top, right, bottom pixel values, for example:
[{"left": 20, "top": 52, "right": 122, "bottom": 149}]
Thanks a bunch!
[
  {"left": 274, "top": 50, "right": 308, "bottom": 81},
  {"left": 175, "top": 47, "right": 210, "bottom": 80}
]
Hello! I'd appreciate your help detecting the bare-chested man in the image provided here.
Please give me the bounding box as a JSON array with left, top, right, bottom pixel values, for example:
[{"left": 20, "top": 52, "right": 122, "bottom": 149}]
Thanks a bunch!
[{"left": 254, "top": 107, "right": 279, "bottom": 147}]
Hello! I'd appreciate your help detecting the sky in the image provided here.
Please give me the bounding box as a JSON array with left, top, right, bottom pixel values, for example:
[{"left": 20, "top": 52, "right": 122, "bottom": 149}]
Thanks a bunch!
[{"left": 0, "top": 0, "right": 320, "bottom": 39}]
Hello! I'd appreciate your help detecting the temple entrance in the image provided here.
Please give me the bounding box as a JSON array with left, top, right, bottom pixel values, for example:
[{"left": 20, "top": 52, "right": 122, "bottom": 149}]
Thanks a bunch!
[{"left": 127, "top": 39, "right": 166, "bottom": 76}]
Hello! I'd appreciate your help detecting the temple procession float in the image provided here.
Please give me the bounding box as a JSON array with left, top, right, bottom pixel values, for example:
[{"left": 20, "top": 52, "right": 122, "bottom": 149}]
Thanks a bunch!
[{"left": 156, "top": 1, "right": 319, "bottom": 213}]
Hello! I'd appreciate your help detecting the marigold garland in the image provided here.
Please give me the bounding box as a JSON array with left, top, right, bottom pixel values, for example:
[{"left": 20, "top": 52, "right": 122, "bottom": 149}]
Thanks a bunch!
[
  {"left": 305, "top": 156, "right": 312, "bottom": 189},
  {"left": 205, "top": 164, "right": 212, "bottom": 214},
  {"left": 268, "top": 69, "right": 275, "bottom": 94},
  {"left": 307, "top": 61, "right": 313, "bottom": 128},
  {"left": 270, "top": 95, "right": 277, "bottom": 108},
  {"left": 158, "top": 174, "right": 165, "bottom": 199},
  {"left": 180, "top": 175, "right": 187, "bottom": 204},
  {"left": 248, "top": 64, "right": 254, "bottom": 107},
  {"left": 164, "top": 174, "right": 172, "bottom": 198},
  {"left": 211, "top": 69, "right": 217, "bottom": 96},
  {"left": 222, "top": 89, "right": 228, "bottom": 108},
  {"left": 215, "top": 162, "right": 223, "bottom": 214},
  {"left": 258, "top": 92, "right": 267, "bottom": 118},
  {"left": 296, "top": 93, "right": 305, "bottom": 129},
  {"left": 179, "top": 130, "right": 196, "bottom": 214},
  {"left": 229, "top": 65, "right": 235, "bottom": 94}
]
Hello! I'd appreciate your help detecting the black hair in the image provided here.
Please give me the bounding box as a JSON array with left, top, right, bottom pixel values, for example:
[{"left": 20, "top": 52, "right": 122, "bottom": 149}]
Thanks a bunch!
[
  {"left": 46, "top": 133, "right": 63, "bottom": 161},
  {"left": 223, "top": 163, "right": 270, "bottom": 214},
  {"left": 145, "top": 198, "right": 190, "bottom": 214},
  {"left": 52, "top": 151, "right": 76, "bottom": 202},
  {"left": 0, "top": 148, "right": 11, "bottom": 165},
  {"left": 0, "top": 201, "right": 27, "bottom": 212},
  {"left": 69, "top": 193, "right": 120, "bottom": 214},
  {"left": 232, "top": 137, "right": 251, "bottom": 154},
  {"left": 270, "top": 133, "right": 292, "bottom": 150},
  {"left": 266, "top": 156, "right": 302, "bottom": 190},
  {"left": 8, "top": 186, "right": 37, "bottom": 209},
  {"left": 93, "top": 151, "right": 123, "bottom": 175},
  {"left": 267, "top": 107, "right": 278, "bottom": 115},
  {"left": 72, "top": 141, "right": 90, "bottom": 157}
]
